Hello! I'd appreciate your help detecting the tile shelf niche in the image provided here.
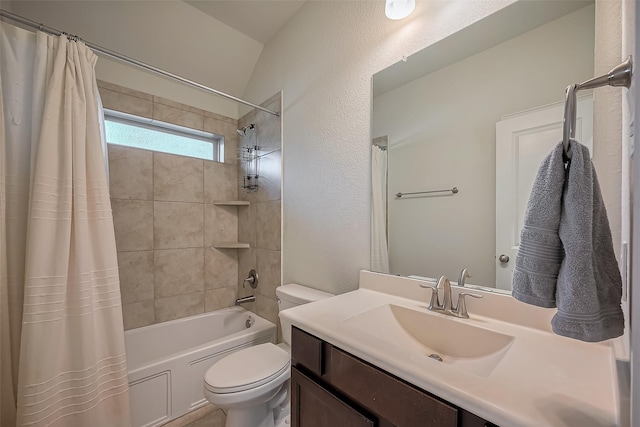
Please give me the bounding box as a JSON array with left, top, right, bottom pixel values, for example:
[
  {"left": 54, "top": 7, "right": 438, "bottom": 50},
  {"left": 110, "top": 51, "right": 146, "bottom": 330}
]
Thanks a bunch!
[
  {"left": 211, "top": 201, "right": 250, "bottom": 249},
  {"left": 212, "top": 242, "right": 251, "bottom": 249},
  {"left": 212, "top": 201, "right": 251, "bottom": 206}
]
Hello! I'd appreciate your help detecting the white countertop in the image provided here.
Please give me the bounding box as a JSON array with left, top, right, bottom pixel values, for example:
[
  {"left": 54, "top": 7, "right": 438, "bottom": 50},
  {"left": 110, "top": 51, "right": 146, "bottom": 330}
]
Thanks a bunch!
[{"left": 280, "top": 271, "right": 621, "bottom": 427}]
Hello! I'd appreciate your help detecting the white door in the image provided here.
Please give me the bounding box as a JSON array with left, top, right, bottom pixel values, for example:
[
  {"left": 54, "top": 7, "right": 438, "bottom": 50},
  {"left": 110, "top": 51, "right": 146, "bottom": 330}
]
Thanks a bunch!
[{"left": 495, "top": 96, "right": 593, "bottom": 290}]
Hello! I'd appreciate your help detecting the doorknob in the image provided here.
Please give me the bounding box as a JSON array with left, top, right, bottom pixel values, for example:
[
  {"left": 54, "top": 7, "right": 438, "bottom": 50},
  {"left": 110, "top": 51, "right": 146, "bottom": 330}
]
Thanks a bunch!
[{"left": 498, "top": 254, "right": 510, "bottom": 263}]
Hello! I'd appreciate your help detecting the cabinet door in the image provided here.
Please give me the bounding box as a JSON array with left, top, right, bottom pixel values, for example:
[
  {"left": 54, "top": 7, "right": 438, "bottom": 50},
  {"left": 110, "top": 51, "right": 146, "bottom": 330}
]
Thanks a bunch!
[
  {"left": 291, "top": 366, "right": 374, "bottom": 427},
  {"left": 329, "top": 347, "right": 458, "bottom": 427}
]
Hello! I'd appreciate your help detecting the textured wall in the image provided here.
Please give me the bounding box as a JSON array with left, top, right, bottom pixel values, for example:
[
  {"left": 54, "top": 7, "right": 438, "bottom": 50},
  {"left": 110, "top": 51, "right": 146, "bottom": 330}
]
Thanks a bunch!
[
  {"left": 593, "top": 0, "right": 623, "bottom": 261},
  {"left": 242, "top": 0, "right": 516, "bottom": 294},
  {"left": 99, "top": 81, "right": 242, "bottom": 329}
]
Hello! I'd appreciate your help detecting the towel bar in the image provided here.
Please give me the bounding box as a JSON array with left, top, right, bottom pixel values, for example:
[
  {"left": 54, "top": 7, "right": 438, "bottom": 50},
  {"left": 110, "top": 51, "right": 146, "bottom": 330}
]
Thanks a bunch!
[
  {"left": 395, "top": 187, "right": 458, "bottom": 198},
  {"left": 563, "top": 56, "right": 632, "bottom": 155}
]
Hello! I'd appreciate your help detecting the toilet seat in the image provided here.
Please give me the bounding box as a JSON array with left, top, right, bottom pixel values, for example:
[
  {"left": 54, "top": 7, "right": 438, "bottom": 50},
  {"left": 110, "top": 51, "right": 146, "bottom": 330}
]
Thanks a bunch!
[{"left": 205, "top": 343, "right": 290, "bottom": 394}]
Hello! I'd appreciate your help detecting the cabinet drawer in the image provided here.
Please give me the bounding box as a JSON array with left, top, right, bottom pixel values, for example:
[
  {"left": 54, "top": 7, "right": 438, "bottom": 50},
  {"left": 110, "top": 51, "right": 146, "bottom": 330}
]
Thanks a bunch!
[
  {"left": 291, "top": 327, "right": 324, "bottom": 376},
  {"left": 291, "top": 366, "right": 374, "bottom": 427},
  {"left": 329, "top": 347, "right": 458, "bottom": 427}
]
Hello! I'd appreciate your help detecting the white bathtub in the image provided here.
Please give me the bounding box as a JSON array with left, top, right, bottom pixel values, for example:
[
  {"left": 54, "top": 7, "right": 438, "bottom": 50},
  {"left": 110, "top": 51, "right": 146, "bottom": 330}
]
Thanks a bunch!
[{"left": 125, "top": 306, "right": 276, "bottom": 427}]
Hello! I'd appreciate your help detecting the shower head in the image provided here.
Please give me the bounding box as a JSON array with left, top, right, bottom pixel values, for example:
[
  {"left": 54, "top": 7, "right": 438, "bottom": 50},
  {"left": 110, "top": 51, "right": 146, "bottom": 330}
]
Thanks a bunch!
[{"left": 237, "top": 123, "right": 256, "bottom": 137}]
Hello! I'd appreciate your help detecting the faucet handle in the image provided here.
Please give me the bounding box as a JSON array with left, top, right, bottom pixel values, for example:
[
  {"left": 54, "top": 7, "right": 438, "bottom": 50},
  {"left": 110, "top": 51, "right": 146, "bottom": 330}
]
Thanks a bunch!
[
  {"left": 457, "top": 268, "right": 471, "bottom": 287},
  {"left": 454, "top": 292, "right": 482, "bottom": 319},
  {"left": 420, "top": 283, "right": 441, "bottom": 310}
]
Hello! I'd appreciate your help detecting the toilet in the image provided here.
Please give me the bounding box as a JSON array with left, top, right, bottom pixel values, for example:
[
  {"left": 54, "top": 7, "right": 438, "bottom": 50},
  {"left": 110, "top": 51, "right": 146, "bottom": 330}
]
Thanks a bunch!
[{"left": 203, "top": 284, "right": 333, "bottom": 427}]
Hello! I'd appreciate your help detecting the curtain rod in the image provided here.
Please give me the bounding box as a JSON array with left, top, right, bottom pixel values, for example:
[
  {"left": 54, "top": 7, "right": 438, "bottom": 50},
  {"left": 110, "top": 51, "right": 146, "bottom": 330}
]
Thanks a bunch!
[{"left": 0, "top": 9, "right": 280, "bottom": 117}]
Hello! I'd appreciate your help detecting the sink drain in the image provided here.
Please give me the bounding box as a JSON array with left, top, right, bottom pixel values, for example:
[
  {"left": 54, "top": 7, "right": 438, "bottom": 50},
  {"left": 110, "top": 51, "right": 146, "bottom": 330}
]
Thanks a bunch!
[{"left": 428, "top": 353, "right": 443, "bottom": 362}]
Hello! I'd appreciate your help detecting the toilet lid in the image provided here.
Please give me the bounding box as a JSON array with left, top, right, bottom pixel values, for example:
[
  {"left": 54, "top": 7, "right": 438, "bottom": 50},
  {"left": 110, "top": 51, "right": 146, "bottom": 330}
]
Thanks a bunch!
[{"left": 204, "top": 343, "right": 290, "bottom": 394}]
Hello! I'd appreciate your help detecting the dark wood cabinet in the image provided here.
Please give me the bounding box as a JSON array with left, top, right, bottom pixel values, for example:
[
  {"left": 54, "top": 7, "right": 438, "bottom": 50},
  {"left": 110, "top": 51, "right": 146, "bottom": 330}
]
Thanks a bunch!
[
  {"left": 291, "top": 366, "right": 375, "bottom": 427},
  {"left": 291, "top": 327, "right": 497, "bottom": 427}
]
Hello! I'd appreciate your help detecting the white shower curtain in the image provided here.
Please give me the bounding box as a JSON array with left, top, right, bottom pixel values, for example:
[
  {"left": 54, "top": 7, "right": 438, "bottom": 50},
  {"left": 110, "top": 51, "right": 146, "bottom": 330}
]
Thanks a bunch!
[
  {"left": 371, "top": 145, "right": 389, "bottom": 273},
  {"left": 1, "top": 22, "right": 131, "bottom": 426}
]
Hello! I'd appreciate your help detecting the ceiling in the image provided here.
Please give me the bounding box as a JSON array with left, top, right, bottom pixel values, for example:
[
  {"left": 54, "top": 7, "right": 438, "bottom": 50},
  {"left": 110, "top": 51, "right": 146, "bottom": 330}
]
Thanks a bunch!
[{"left": 184, "top": 0, "right": 307, "bottom": 44}]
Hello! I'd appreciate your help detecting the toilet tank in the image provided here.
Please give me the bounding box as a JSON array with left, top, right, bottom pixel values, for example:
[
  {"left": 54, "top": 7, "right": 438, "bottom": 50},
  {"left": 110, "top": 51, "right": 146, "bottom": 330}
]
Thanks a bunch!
[{"left": 277, "top": 284, "right": 333, "bottom": 345}]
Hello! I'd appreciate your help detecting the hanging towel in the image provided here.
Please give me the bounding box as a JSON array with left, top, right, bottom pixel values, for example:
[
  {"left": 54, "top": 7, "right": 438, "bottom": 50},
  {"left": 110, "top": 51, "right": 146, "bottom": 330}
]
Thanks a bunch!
[
  {"left": 553, "top": 140, "right": 623, "bottom": 341},
  {"left": 512, "top": 143, "right": 566, "bottom": 308},
  {"left": 513, "top": 140, "right": 624, "bottom": 342}
]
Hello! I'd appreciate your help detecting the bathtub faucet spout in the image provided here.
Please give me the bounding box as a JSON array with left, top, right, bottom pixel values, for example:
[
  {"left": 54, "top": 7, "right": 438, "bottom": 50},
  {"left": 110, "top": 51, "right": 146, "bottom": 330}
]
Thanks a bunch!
[{"left": 235, "top": 295, "right": 256, "bottom": 305}]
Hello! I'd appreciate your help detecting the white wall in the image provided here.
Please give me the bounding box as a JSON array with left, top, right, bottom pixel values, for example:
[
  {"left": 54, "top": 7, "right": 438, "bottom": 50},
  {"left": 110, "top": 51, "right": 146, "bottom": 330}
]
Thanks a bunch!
[
  {"left": 593, "top": 0, "right": 623, "bottom": 259},
  {"left": 7, "top": 1, "right": 264, "bottom": 119},
  {"left": 373, "top": 6, "right": 594, "bottom": 287},
  {"left": 242, "top": 0, "right": 540, "bottom": 294}
]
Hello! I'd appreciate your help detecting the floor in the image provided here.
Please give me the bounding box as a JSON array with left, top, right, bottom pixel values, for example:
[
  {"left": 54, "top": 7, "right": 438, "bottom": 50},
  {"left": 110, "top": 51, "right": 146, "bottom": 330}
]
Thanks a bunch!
[{"left": 162, "top": 404, "right": 226, "bottom": 427}]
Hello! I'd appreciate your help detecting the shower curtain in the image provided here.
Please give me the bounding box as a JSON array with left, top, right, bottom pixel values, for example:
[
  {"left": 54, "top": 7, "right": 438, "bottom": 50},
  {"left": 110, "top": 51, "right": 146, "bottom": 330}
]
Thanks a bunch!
[
  {"left": 371, "top": 145, "right": 389, "bottom": 273},
  {"left": 0, "top": 22, "right": 131, "bottom": 426}
]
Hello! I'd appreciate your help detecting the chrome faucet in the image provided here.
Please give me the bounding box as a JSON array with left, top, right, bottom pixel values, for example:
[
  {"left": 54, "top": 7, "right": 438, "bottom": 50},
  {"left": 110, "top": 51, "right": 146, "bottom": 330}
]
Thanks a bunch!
[
  {"left": 420, "top": 275, "right": 482, "bottom": 319},
  {"left": 457, "top": 268, "right": 471, "bottom": 287}
]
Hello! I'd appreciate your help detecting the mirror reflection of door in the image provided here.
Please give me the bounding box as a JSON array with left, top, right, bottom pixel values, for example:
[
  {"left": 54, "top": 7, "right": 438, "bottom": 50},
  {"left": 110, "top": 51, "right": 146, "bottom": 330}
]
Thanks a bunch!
[
  {"left": 371, "top": 2, "right": 595, "bottom": 289},
  {"left": 495, "top": 97, "right": 593, "bottom": 290}
]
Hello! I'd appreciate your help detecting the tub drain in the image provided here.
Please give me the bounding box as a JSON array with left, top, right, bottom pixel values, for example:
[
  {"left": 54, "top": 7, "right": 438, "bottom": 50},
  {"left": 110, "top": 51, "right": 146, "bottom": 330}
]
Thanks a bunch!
[
  {"left": 245, "top": 315, "right": 254, "bottom": 328},
  {"left": 428, "top": 353, "right": 443, "bottom": 362}
]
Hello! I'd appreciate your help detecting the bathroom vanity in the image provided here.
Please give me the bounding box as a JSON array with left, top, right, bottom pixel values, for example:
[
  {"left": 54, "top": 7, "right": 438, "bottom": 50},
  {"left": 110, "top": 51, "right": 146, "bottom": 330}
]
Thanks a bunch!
[
  {"left": 280, "top": 271, "right": 622, "bottom": 427},
  {"left": 291, "top": 326, "right": 494, "bottom": 426}
]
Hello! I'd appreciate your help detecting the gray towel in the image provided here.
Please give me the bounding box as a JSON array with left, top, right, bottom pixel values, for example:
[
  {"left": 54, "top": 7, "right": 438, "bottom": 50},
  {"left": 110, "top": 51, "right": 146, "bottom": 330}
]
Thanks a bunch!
[
  {"left": 512, "top": 140, "right": 624, "bottom": 342},
  {"left": 512, "top": 143, "right": 565, "bottom": 308}
]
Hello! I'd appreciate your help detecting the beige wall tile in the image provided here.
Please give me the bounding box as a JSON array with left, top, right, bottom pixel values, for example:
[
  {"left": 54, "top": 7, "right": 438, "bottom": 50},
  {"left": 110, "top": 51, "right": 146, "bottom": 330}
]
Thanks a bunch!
[
  {"left": 206, "top": 248, "right": 238, "bottom": 290},
  {"left": 205, "top": 205, "right": 238, "bottom": 245},
  {"left": 100, "top": 88, "right": 153, "bottom": 119},
  {"left": 153, "top": 95, "right": 205, "bottom": 115},
  {"left": 204, "top": 115, "right": 239, "bottom": 165},
  {"left": 254, "top": 106, "right": 281, "bottom": 153},
  {"left": 223, "top": 133, "right": 239, "bottom": 166},
  {"left": 237, "top": 248, "right": 257, "bottom": 288},
  {"left": 238, "top": 203, "right": 256, "bottom": 248},
  {"left": 255, "top": 295, "right": 279, "bottom": 326},
  {"left": 108, "top": 145, "right": 153, "bottom": 200},
  {"left": 118, "top": 251, "right": 154, "bottom": 304},
  {"left": 155, "top": 248, "right": 204, "bottom": 298},
  {"left": 98, "top": 80, "right": 153, "bottom": 100},
  {"left": 203, "top": 110, "right": 237, "bottom": 125},
  {"left": 111, "top": 199, "right": 154, "bottom": 251},
  {"left": 154, "top": 103, "right": 204, "bottom": 131},
  {"left": 99, "top": 83, "right": 251, "bottom": 327},
  {"left": 256, "top": 249, "right": 281, "bottom": 299},
  {"left": 256, "top": 200, "right": 281, "bottom": 250},
  {"left": 204, "top": 115, "right": 239, "bottom": 137},
  {"left": 123, "top": 300, "right": 154, "bottom": 330},
  {"left": 205, "top": 287, "right": 238, "bottom": 312},
  {"left": 154, "top": 153, "right": 204, "bottom": 203},
  {"left": 204, "top": 162, "right": 238, "bottom": 202},
  {"left": 154, "top": 201, "right": 204, "bottom": 249},
  {"left": 238, "top": 110, "right": 256, "bottom": 130},
  {"left": 240, "top": 150, "right": 281, "bottom": 204},
  {"left": 155, "top": 292, "right": 204, "bottom": 323}
]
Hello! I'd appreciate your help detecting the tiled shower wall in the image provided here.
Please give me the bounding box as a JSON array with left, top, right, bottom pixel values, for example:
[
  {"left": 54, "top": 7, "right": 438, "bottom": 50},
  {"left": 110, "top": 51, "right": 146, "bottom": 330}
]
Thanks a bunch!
[
  {"left": 98, "top": 81, "right": 242, "bottom": 330},
  {"left": 236, "top": 93, "right": 283, "bottom": 331}
]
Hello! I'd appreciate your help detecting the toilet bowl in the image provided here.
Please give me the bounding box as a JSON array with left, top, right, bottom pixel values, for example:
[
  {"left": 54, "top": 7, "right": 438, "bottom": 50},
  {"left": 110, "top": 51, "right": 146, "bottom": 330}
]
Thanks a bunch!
[
  {"left": 204, "top": 343, "right": 290, "bottom": 427},
  {"left": 203, "top": 284, "right": 333, "bottom": 427}
]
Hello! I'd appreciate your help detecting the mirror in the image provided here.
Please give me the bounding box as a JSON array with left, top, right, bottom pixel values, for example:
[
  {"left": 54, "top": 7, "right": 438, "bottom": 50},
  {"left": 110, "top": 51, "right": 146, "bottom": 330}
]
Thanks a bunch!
[{"left": 371, "top": 1, "right": 595, "bottom": 291}]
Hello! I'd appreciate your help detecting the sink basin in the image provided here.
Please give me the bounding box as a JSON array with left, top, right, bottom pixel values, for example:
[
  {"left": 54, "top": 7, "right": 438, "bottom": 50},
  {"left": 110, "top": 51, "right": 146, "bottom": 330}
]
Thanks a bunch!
[{"left": 342, "top": 304, "right": 514, "bottom": 377}]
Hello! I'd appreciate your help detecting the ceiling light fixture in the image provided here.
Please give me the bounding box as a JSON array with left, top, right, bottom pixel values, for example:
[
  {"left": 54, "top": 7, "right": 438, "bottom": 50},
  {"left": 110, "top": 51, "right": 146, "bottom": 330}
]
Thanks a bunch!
[{"left": 385, "top": 0, "right": 415, "bottom": 20}]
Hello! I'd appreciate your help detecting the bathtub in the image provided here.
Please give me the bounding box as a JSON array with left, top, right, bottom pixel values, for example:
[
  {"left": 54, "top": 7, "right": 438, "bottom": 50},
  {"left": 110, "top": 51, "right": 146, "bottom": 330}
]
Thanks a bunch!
[{"left": 125, "top": 306, "right": 276, "bottom": 427}]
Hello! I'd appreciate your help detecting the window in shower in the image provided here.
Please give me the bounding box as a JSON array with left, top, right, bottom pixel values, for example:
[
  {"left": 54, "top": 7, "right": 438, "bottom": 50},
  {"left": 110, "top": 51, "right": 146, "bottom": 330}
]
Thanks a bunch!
[{"left": 104, "top": 109, "right": 223, "bottom": 161}]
